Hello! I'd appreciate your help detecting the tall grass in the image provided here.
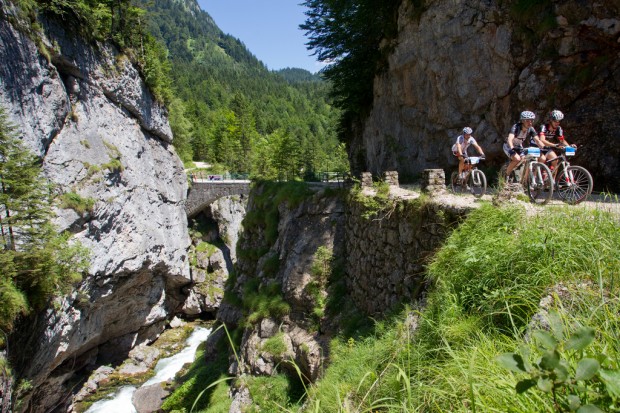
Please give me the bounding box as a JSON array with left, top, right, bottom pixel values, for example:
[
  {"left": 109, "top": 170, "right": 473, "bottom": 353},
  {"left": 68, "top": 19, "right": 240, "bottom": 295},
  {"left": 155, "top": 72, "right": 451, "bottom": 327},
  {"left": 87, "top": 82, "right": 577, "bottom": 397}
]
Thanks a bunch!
[
  {"left": 297, "top": 204, "right": 620, "bottom": 412},
  {"left": 175, "top": 204, "right": 619, "bottom": 412}
]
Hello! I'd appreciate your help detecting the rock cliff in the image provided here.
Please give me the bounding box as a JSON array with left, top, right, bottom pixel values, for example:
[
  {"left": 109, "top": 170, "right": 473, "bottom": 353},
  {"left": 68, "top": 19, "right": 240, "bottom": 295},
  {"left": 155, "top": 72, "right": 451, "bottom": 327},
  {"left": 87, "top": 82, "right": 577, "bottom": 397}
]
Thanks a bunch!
[
  {"left": 0, "top": 2, "right": 190, "bottom": 411},
  {"left": 215, "top": 183, "right": 474, "bottom": 410},
  {"left": 355, "top": 0, "right": 620, "bottom": 191}
]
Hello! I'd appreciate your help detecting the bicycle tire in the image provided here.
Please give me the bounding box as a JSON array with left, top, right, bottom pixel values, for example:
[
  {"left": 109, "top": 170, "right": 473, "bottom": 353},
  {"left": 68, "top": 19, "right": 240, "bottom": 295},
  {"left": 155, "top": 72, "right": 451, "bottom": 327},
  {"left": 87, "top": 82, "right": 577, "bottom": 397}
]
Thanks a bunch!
[
  {"left": 469, "top": 169, "right": 486, "bottom": 198},
  {"left": 527, "top": 162, "right": 553, "bottom": 205},
  {"left": 556, "top": 165, "right": 593, "bottom": 205},
  {"left": 451, "top": 171, "right": 465, "bottom": 194}
]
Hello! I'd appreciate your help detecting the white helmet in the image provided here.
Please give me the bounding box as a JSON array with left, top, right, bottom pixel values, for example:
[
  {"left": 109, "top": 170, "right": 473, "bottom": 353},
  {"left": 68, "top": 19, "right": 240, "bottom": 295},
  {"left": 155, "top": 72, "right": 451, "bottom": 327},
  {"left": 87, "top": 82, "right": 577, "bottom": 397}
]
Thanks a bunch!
[
  {"left": 550, "top": 110, "right": 564, "bottom": 121},
  {"left": 462, "top": 127, "right": 473, "bottom": 135},
  {"left": 520, "top": 110, "right": 536, "bottom": 120}
]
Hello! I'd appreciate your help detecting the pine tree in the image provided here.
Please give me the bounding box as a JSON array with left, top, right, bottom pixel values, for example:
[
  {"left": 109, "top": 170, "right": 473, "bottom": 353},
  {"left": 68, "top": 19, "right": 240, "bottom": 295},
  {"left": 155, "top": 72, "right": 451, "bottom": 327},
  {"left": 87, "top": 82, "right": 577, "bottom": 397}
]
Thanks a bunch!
[{"left": 0, "top": 107, "right": 89, "bottom": 331}]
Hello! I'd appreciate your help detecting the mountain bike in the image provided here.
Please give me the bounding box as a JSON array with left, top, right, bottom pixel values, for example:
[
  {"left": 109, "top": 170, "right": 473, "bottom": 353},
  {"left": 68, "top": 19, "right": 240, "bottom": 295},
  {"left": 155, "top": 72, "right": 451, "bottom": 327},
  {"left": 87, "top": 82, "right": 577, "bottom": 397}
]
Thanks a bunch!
[
  {"left": 450, "top": 156, "right": 487, "bottom": 198},
  {"left": 545, "top": 146, "right": 593, "bottom": 205},
  {"left": 500, "top": 147, "right": 553, "bottom": 205}
]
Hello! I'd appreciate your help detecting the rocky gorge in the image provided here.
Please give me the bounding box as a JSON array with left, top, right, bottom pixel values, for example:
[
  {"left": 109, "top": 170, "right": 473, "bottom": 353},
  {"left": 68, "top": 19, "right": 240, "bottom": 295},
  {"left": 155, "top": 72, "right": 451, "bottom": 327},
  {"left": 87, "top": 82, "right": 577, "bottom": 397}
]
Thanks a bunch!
[{"left": 1, "top": 0, "right": 619, "bottom": 411}]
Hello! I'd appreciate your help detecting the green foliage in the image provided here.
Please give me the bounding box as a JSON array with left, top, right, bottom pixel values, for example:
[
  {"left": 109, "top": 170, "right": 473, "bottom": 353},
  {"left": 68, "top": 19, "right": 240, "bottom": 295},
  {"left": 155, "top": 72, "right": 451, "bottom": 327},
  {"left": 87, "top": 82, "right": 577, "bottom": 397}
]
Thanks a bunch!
[
  {"left": 138, "top": 0, "right": 347, "bottom": 177},
  {"left": 301, "top": 0, "right": 402, "bottom": 136},
  {"left": 261, "top": 332, "right": 288, "bottom": 357},
  {"left": 12, "top": 0, "right": 173, "bottom": 104},
  {"left": 291, "top": 205, "right": 619, "bottom": 412},
  {"left": 498, "top": 314, "right": 620, "bottom": 412},
  {"left": 243, "top": 280, "right": 291, "bottom": 326},
  {"left": 0, "top": 107, "right": 90, "bottom": 332},
  {"left": 349, "top": 180, "right": 396, "bottom": 220},
  {"left": 59, "top": 192, "right": 95, "bottom": 216}
]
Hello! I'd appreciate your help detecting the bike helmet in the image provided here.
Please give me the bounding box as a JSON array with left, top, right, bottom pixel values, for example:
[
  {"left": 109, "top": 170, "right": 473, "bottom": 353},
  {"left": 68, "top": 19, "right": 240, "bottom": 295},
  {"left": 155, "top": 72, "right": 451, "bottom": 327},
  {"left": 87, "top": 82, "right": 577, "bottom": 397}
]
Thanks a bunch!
[
  {"left": 462, "top": 127, "right": 473, "bottom": 135},
  {"left": 550, "top": 110, "right": 564, "bottom": 121},
  {"left": 520, "top": 110, "right": 536, "bottom": 120}
]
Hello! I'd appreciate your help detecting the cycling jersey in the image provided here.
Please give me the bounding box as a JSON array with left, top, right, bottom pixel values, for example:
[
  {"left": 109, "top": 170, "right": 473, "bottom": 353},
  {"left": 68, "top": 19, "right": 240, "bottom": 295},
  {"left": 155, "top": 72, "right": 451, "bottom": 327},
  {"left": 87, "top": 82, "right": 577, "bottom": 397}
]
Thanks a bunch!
[
  {"left": 539, "top": 123, "right": 565, "bottom": 144},
  {"left": 506, "top": 122, "right": 538, "bottom": 148},
  {"left": 451, "top": 135, "right": 477, "bottom": 155}
]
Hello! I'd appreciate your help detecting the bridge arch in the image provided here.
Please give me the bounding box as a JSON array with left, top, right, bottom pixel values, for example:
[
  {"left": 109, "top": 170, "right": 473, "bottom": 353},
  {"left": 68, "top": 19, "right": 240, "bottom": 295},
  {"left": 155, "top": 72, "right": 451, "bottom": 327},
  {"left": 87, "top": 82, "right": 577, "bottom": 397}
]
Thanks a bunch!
[{"left": 185, "top": 181, "right": 251, "bottom": 218}]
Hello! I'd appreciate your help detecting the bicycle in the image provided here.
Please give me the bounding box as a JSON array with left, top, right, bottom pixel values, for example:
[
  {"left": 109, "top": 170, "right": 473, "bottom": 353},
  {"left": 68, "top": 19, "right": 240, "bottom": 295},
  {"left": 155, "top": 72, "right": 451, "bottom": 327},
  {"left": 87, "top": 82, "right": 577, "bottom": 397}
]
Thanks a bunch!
[
  {"left": 450, "top": 156, "right": 487, "bottom": 198},
  {"left": 545, "top": 146, "right": 593, "bottom": 205},
  {"left": 500, "top": 147, "right": 554, "bottom": 205}
]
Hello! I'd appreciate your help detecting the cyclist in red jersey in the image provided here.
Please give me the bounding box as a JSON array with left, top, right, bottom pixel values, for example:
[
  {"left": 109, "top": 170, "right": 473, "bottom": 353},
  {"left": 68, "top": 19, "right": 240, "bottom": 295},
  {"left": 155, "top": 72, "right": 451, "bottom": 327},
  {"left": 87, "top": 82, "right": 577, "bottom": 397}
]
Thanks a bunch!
[{"left": 537, "top": 110, "right": 577, "bottom": 171}]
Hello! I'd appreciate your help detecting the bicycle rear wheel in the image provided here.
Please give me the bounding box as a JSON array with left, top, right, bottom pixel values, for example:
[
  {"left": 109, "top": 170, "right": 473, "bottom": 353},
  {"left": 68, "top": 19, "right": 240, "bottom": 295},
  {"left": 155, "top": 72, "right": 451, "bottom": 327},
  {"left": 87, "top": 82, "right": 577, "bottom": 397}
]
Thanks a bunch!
[
  {"left": 527, "top": 162, "right": 553, "bottom": 205},
  {"left": 451, "top": 171, "right": 465, "bottom": 194},
  {"left": 556, "top": 165, "right": 593, "bottom": 205},
  {"left": 468, "top": 169, "right": 486, "bottom": 198}
]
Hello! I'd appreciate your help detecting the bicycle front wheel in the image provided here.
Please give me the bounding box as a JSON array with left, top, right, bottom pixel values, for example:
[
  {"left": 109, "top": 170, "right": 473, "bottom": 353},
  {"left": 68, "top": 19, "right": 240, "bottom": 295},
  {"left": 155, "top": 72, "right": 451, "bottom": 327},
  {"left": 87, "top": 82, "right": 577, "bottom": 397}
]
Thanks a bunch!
[
  {"left": 468, "top": 169, "right": 487, "bottom": 198},
  {"left": 527, "top": 162, "right": 553, "bottom": 205},
  {"left": 451, "top": 171, "right": 464, "bottom": 194},
  {"left": 556, "top": 165, "right": 593, "bottom": 205}
]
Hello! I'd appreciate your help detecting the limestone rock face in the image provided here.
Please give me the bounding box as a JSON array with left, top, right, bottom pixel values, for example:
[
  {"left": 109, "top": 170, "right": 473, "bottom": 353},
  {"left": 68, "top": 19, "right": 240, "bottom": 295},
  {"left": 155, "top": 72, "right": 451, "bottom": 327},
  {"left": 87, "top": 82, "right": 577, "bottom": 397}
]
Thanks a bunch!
[
  {"left": 356, "top": 0, "right": 620, "bottom": 191},
  {"left": 0, "top": 5, "right": 190, "bottom": 412},
  {"left": 220, "top": 186, "right": 346, "bottom": 404},
  {"left": 183, "top": 196, "right": 247, "bottom": 315}
]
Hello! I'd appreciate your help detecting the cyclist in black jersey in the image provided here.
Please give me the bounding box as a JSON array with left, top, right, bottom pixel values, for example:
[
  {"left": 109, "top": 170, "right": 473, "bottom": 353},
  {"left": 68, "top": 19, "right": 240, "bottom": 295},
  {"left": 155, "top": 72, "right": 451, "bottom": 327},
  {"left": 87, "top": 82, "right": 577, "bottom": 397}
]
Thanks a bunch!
[
  {"left": 503, "top": 110, "right": 544, "bottom": 180},
  {"left": 537, "top": 110, "right": 577, "bottom": 171}
]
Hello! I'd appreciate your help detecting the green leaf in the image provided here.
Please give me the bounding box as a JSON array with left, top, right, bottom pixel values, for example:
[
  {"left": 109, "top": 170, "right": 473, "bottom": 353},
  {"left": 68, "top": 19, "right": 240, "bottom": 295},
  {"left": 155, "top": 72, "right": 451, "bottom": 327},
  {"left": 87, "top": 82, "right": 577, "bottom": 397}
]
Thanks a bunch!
[
  {"left": 516, "top": 379, "right": 537, "bottom": 394},
  {"left": 533, "top": 330, "right": 558, "bottom": 350},
  {"left": 599, "top": 369, "right": 620, "bottom": 398},
  {"left": 539, "top": 350, "right": 560, "bottom": 370},
  {"left": 554, "top": 364, "right": 570, "bottom": 382},
  {"left": 567, "top": 394, "right": 581, "bottom": 411},
  {"left": 575, "top": 358, "right": 600, "bottom": 381},
  {"left": 548, "top": 310, "right": 564, "bottom": 341},
  {"left": 497, "top": 353, "right": 527, "bottom": 373},
  {"left": 576, "top": 405, "right": 605, "bottom": 413},
  {"left": 565, "top": 327, "right": 595, "bottom": 352},
  {"left": 538, "top": 377, "right": 553, "bottom": 392}
]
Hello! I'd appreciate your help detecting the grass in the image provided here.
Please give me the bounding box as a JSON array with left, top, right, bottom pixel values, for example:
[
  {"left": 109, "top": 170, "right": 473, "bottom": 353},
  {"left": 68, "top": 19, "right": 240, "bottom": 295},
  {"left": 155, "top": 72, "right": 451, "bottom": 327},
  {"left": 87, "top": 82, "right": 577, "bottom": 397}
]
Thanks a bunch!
[
  {"left": 171, "top": 194, "right": 619, "bottom": 412},
  {"left": 299, "top": 204, "right": 620, "bottom": 412},
  {"left": 59, "top": 192, "right": 96, "bottom": 216}
]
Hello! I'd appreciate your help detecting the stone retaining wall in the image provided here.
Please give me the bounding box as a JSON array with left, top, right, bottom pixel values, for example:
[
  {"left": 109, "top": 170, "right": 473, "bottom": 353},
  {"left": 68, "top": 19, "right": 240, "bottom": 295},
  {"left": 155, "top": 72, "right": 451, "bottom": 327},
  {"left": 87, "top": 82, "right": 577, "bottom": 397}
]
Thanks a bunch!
[{"left": 344, "top": 197, "right": 470, "bottom": 316}]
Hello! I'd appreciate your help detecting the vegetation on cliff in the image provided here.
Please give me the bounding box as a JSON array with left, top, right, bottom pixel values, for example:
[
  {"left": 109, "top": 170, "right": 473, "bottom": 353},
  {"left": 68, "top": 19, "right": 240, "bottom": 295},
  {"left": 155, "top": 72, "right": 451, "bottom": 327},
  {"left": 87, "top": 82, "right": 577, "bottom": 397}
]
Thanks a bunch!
[
  {"left": 167, "top": 199, "right": 619, "bottom": 412},
  {"left": 303, "top": 204, "right": 620, "bottom": 412},
  {"left": 0, "top": 107, "right": 89, "bottom": 333}
]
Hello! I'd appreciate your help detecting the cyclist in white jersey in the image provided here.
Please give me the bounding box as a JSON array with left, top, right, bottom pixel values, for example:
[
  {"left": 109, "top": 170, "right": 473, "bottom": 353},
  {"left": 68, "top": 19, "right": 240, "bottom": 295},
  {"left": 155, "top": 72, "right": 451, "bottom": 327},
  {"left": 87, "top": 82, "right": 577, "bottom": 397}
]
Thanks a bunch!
[
  {"left": 451, "top": 127, "right": 485, "bottom": 179},
  {"left": 503, "top": 111, "right": 544, "bottom": 180}
]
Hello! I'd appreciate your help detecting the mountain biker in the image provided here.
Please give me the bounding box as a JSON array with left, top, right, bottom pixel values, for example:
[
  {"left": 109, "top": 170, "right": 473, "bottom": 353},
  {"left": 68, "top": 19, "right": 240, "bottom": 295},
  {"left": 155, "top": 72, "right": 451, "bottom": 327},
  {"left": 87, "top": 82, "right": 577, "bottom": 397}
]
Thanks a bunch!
[
  {"left": 537, "top": 110, "right": 577, "bottom": 171},
  {"left": 503, "top": 111, "right": 543, "bottom": 180},
  {"left": 451, "top": 127, "right": 485, "bottom": 180}
]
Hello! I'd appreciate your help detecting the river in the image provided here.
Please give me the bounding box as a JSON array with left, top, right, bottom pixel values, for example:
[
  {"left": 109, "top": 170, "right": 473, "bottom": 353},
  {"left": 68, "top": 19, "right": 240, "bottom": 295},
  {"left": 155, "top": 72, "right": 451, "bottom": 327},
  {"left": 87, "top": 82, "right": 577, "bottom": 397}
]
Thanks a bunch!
[{"left": 85, "top": 326, "right": 212, "bottom": 413}]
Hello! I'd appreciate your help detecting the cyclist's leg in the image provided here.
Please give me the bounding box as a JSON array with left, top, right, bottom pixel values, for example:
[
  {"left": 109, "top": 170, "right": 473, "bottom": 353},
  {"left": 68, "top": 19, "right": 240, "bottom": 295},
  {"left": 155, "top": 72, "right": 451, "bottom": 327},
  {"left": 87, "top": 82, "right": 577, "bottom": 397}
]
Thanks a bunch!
[{"left": 502, "top": 143, "right": 520, "bottom": 178}]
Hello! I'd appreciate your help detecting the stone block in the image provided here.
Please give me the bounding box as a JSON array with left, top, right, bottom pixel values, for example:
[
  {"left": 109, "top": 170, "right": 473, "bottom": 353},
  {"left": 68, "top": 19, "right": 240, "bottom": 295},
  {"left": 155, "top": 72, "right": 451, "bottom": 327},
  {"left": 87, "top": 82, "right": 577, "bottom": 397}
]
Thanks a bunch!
[
  {"left": 383, "top": 171, "right": 399, "bottom": 186},
  {"left": 361, "top": 172, "right": 373, "bottom": 188}
]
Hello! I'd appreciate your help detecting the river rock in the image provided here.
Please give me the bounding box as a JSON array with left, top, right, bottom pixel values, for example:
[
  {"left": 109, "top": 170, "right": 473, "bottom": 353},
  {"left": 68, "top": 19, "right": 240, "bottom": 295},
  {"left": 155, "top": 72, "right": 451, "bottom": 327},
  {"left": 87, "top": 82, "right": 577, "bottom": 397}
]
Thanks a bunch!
[{"left": 132, "top": 383, "right": 170, "bottom": 413}]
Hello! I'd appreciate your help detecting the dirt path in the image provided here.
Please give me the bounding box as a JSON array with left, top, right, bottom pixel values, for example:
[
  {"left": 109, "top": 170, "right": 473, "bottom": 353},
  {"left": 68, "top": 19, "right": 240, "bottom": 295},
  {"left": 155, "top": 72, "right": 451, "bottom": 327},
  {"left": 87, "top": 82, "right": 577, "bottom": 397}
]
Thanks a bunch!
[{"left": 387, "top": 185, "right": 620, "bottom": 217}]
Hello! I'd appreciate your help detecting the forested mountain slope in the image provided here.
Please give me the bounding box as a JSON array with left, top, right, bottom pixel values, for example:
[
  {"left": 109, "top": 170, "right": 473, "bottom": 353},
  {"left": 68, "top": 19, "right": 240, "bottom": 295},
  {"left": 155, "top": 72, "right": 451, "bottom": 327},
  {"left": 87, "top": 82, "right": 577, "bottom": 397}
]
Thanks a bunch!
[{"left": 140, "top": 0, "right": 348, "bottom": 178}]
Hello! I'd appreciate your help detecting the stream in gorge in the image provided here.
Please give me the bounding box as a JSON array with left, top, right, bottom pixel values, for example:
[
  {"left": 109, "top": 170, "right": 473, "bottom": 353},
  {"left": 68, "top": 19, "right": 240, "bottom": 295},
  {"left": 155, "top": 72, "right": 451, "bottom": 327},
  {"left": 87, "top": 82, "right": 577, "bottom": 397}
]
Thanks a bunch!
[{"left": 85, "top": 326, "right": 212, "bottom": 413}]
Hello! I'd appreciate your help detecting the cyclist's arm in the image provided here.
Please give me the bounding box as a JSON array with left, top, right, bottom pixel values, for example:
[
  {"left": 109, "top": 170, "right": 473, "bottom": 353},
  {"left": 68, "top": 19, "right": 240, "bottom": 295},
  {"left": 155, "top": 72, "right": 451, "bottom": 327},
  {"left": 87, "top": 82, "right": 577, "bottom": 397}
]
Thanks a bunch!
[
  {"left": 531, "top": 135, "right": 546, "bottom": 148},
  {"left": 472, "top": 142, "right": 485, "bottom": 157},
  {"left": 537, "top": 133, "right": 557, "bottom": 148},
  {"left": 507, "top": 133, "right": 515, "bottom": 149},
  {"left": 456, "top": 142, "right": 464, "bottom": 156}
]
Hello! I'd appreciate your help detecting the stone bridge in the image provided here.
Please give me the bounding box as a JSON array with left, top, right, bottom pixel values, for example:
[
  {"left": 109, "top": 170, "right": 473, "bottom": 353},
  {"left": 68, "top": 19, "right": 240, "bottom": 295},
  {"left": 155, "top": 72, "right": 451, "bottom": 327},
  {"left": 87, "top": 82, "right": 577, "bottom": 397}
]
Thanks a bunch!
[{"left": 185, "top": 180, "right": 251, "bottom": 217}]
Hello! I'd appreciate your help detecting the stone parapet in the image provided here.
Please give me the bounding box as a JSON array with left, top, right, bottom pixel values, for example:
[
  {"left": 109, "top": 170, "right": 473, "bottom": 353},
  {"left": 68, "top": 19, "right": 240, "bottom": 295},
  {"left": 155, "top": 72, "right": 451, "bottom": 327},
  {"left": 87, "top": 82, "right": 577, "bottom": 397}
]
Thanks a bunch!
[
  {"left": 360, "top": 172, "right": 373, "bottom": 189},
  {"left": 422, "top": 169, "right": 446, "bottom": 194},
  {"left": 383, "top": 171, "right": 399, "bottom": 187}
]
